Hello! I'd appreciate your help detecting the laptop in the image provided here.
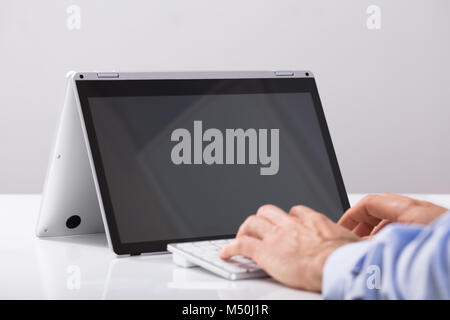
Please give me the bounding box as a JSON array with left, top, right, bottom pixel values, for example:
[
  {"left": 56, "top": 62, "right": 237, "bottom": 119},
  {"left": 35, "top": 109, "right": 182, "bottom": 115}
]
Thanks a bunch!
[{"left": 36, "top": 71, "right": 349, "bottom": 280}]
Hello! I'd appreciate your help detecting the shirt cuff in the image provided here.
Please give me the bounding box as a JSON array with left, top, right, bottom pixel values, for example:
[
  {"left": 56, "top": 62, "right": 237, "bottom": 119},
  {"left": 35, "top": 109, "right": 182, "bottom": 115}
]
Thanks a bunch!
[{"left": 322, "top": 240, "right": 372, "bottom": 299}]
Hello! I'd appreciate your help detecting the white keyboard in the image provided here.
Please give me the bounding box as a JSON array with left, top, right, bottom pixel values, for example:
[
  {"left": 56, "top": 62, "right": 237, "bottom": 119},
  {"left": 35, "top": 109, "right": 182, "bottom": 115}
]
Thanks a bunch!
[{"left": 167, "top": 239, "right": 268, "bottom": 280}]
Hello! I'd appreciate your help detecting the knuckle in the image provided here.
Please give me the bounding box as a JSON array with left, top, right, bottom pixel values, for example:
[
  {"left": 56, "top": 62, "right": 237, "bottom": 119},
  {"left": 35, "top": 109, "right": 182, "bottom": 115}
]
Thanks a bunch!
[
  {"left": 317, "top": 212, "right": 328, "bottom": 221},
  {"left": 236, "top": 224, "right": 246, "bottom": 235},
  {"left": 289, "top": 205, "right": 304, "bottom": 214},
  {"left": 364, "top": 194, "right": 379, "bottom": 208},
  {"left": 256, "top": 204, "right": 276, "bottom": 216},
  {"left": 287, "top": 215, "right": 300, "bottom": 225},
  {"left": 243, "top": 214, "right": 256, "bottom": 225},
  {"left": 271, "top": 224, "right": 280, "bottom": 233},
  {"left": 402, "top": 197, "right": 418, "bottom": 209},
  {"left": 238, "top": 215, "right": 256, "bottom": 234},
  {"left": 309, "top": 213, "right": 327, "bottom": 226},
  {"left": 311, "top": 212, "right": 325, "bottom": 222}
]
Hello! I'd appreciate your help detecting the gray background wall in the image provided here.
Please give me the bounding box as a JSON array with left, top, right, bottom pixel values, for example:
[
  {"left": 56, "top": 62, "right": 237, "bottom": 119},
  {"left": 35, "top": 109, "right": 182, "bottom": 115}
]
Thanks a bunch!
[{"left": 1, "top": 0, "right": 449, "bottom": 194}]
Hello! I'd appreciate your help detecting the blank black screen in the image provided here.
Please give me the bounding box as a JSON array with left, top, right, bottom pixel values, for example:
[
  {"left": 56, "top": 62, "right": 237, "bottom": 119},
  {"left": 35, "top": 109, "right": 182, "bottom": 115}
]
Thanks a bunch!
[{"left": 79, "top": 78, "right": 348, "bottom": 248}]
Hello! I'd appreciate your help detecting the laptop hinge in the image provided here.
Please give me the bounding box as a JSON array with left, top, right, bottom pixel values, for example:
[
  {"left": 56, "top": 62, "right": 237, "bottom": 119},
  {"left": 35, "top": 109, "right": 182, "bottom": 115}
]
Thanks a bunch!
[
  {"left": 97, "top": 72, "right": 119, "bottom": 79},
  {"left": 274, "top": 71, "right": 294, "bottom": 77}
]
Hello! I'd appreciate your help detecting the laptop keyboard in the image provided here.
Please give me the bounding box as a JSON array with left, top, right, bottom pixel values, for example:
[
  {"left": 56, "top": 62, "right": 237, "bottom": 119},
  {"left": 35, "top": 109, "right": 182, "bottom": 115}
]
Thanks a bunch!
[{"left": 167, "top": 239, "right": 268, "bottom": 280}]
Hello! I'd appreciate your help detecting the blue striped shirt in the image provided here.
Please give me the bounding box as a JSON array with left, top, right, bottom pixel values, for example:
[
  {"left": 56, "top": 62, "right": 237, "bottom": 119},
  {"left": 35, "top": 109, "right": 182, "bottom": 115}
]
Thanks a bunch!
[{"left": 322, "top": 212, "right": 450, "bottom": 299}]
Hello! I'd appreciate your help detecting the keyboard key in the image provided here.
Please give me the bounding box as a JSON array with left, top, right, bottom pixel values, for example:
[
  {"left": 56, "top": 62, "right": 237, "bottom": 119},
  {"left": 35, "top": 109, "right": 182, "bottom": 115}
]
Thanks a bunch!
[{"left": 222, "top": 265, "right": 249, "bottom": 273}]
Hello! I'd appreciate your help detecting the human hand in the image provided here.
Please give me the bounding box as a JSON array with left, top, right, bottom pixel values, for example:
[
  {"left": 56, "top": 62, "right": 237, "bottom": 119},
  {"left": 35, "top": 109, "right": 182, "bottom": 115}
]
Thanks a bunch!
[
  {"left": 219, "top": 204, "right": 360, "bottom": 292},
  {"left": 339, "top": 193, "right": 448, "bottom": 239}
]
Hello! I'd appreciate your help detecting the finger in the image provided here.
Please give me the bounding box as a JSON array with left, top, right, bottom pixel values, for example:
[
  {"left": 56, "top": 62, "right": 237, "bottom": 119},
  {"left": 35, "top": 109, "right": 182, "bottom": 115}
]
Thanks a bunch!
[
  {"left": 236, "top": 215, "right": 274, "bottom": 240},
  {"left": 219, "top": 236, "right": 262, "bottom": 260},
  {"left": 380, "top": 193, "right": 445, "bottom": 211},
  {"left": 339, "top": 194, "right": 389, "bottom": 230},
  {"left": 256, "top": 204, "right": 291, "bottom": 226},
  {"left": 352, "top": 221, "right": 376, "bottom": 237},
  {"left": 337, "top": 215, "right": 359, "bottom": 230},
  {"left": 379, "top": 192, "right": 431, "bottom": 207},
  {"left": 289, "top": 205, "right": 322, "bottom": 219},
  {"left": 380, "top": 192, "right": 412, "bottom": 200},
  {"left": 370, "top": 219, "right": 392, "bottom": 236}
]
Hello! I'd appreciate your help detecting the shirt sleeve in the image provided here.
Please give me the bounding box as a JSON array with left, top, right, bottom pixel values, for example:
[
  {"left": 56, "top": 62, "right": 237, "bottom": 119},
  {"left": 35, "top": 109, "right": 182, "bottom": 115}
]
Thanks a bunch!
[{"left": 322, "top": 212, "right": 450, "bottom": 299}]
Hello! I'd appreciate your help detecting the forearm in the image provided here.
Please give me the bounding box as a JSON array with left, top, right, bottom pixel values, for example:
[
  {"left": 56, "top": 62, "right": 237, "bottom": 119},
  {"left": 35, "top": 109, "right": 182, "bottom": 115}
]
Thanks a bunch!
[{"left": 322, "top": 212, "right": 450, "bottom": 299}]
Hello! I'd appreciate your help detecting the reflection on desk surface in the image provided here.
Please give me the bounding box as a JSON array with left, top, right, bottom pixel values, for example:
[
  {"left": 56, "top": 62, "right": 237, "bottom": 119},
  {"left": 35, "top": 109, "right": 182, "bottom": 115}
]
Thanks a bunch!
[
  {"left": 34, "top": 234, "right": 320, "bottom": 300},
  {"left": 102, "top": 255, "right": 321, "bottom": 300}
]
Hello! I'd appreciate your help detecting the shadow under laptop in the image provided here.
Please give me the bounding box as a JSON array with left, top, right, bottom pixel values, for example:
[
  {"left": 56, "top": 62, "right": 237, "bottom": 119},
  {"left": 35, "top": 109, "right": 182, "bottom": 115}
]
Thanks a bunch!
[{"left": 101, "top": 254, "right": 321, "bottom": 300}]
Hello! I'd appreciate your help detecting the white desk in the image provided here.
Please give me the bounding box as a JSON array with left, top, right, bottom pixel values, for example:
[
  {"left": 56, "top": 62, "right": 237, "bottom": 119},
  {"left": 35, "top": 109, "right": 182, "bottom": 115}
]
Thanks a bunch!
[{"left": 1, "top": 194, "right": 449, "bottom": 300}]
